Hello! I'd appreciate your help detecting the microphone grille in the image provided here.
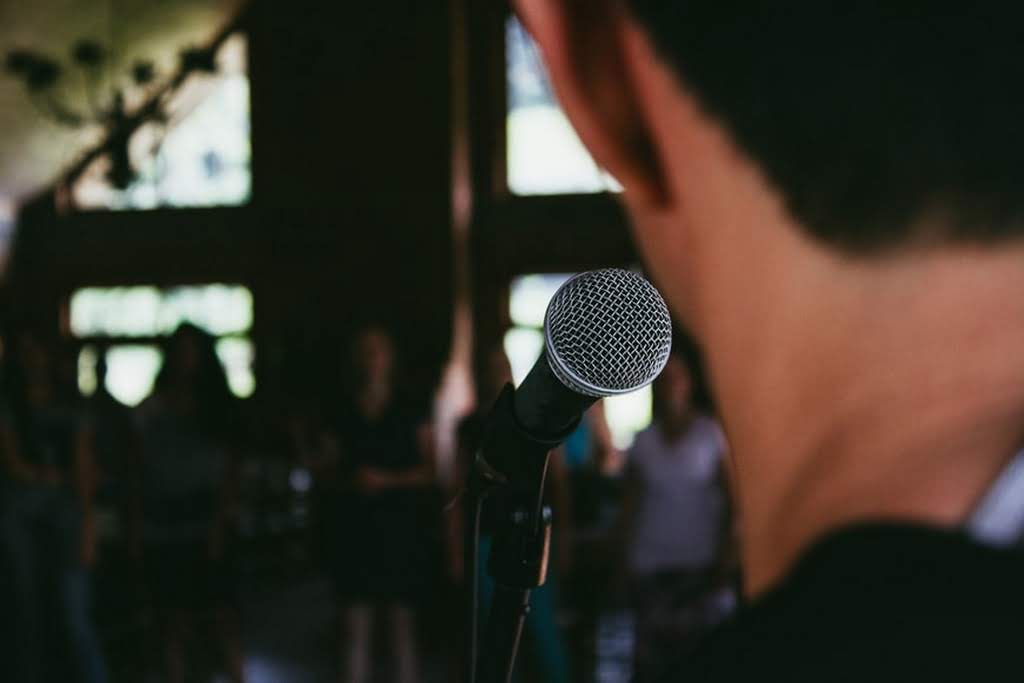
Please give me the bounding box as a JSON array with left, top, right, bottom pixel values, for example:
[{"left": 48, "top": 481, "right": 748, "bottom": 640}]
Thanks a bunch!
[{"left": 544, "top": 268, "right": 673, "bottom": 397}]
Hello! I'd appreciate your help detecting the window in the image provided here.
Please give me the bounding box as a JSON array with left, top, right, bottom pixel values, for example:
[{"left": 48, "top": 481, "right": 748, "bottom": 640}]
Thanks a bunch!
[
  {"left": 506, "top": 17, "right": 621, "bottom": 196},
  {"left": 70, "top": 283, "right": 254, "bottom": 406},
  {"left": 504, "top": 273, "right": 651, "bottom": 450},
  {"left": 71, "top": 33, "right": 252, "bottom": 210}
]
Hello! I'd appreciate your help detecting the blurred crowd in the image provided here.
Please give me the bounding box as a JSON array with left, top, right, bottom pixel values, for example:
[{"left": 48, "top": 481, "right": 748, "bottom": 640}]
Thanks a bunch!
[{"left": 0, "top": 322, "right": 738, "bottom": 683}]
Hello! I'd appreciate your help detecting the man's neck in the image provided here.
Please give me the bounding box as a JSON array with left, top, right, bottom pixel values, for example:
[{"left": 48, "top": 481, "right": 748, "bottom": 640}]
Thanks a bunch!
[{"left": 707, "top": 243, "right": 1024, "bottom": 596}]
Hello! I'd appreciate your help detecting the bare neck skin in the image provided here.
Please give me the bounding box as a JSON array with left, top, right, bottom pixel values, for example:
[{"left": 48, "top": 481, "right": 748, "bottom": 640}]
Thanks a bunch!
[
  {"left": 712, "top": 243, "right": 1024, "bottom": 596},
  {"left": 621, "top": 33, "right": 1024, "bottom": 596}
]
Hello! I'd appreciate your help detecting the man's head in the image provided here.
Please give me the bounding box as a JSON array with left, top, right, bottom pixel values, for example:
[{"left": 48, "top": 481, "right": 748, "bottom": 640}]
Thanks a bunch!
[{"left": 517, "top": 0, "right": 1024, "bottom": 591}]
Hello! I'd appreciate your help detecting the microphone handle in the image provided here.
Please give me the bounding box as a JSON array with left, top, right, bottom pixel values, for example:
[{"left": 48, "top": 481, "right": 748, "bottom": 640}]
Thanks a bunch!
[{"left": 513, "top": 350, "right": 598, "bottom": 440}]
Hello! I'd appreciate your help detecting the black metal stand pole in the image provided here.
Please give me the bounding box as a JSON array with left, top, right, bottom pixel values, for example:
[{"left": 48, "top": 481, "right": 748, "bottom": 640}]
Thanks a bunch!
[
  {"left": 476, "top": 501, "right": 552, "bottom": 683},
  {"left": 478, "top": 585, "right": 530, "bottom": 683},
  {"left": 465, "top": 385, "right": 576, "bottom": 683}
]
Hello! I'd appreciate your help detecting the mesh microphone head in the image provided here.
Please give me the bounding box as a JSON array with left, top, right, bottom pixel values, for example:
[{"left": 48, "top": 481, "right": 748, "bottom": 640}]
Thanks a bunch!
[{"left": 544, "top": 268, "right": 673, "bottom": 397}]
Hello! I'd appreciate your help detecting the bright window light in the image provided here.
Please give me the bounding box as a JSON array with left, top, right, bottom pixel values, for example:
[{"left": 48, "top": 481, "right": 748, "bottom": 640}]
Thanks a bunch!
[
  {"left": 70, "top": 286, "right": 163, "bottom": 338},
  {"left": 159, "top": 284, "right": 253, "bottom": 336},
  {"left": 78, "top": 345, "right": 99, "bottom": 397},
  {"left": 104, "top": 345, "right": 163, "bottom": 407},
  {"left": 216, "top": 336, "right": 256, "bottom": 399},
  {"left": 506, "top": 17, "right": 621, "bottom": 196},
  {"left": 70, "top": 284, "right": 252, "bottom": 338},
  {"left": 605, "top": 386, "right": 653, "bottom": 450},
  {"left": 503, "top": 327, "right": 544, "bottom": 386},
  {"left": 509, "top": 273, "right": 571, "bottom": 328},
  {"left": 71, "top": 33, "right": 252, "bottom": 211}
]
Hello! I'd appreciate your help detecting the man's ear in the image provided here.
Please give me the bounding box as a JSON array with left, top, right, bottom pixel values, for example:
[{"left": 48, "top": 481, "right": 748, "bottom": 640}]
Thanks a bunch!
[{"left": 514, "top": 0, "right": 668, "bottom": 206}]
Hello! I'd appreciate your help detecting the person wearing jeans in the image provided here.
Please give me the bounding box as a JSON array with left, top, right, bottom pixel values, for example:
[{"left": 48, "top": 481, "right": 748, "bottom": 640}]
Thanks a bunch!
[{"left": 0, "top": 330, "right": 107, "bottom": 683}]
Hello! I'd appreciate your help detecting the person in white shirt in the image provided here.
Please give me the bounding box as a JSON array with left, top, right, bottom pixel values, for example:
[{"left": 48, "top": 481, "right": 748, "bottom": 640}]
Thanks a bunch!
[{"left": 619, "top": 353, "right": 734, "bottom": 679}]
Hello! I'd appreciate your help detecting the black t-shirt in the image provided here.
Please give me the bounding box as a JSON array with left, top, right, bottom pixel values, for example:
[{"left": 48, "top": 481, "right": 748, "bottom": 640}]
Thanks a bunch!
[
  {"left": 327, "top": 404, "right": 435, "bottom": 599},
  {"left": 336, "top": 405, "right": 422, "bottom": 474},
  {"left": 664, "top": 523, "right": 1024, "bottom": 682}
]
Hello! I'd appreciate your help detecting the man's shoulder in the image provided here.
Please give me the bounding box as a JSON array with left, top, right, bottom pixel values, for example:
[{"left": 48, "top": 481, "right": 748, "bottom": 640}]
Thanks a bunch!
[{"left": 672, "top": 523, "right": 1024, "bottom": 681}]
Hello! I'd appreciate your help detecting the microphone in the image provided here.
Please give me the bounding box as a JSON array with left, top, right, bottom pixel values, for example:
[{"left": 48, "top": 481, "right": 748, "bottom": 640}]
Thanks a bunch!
[
  {"left": 512, "top": 267, "right": 674, "bottom": 441},
  {"left": 476, "top": 268, "right": 674, "bottom": 490}
]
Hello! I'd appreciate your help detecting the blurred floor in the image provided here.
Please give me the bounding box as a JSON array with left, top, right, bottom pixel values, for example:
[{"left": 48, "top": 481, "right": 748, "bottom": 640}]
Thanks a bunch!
[{"left": 238, "top": 577, "right": 335, "bottom": 683}]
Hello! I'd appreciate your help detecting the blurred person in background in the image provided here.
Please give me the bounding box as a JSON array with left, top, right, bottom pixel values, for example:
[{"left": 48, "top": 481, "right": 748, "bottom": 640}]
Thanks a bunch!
[
  {"left": 453, "top": 344, "right": 572, "bottom": 683},
  {"left": 0, "top": 329, "right": 108, "bottom": 683},
  {"left": 329, "top": 326, "right": 435, "bottom": 683},
  {"left": 131, "top": 324, "right": 243, "bottom": 683},
  {"left": 618, "top": 353, "right": 735, "bottom": 680},
  {"left": 561, "top": 403, "right": 630, "bottom": 682},
  {"left": 566, "top": 401, "right": 625, "bottom": 556},
  {"left": 86, "top": 354, "right": 150, "bottom": 678},
  {"left": 87, "top": 355, "right": 137, "bottom": 552}
]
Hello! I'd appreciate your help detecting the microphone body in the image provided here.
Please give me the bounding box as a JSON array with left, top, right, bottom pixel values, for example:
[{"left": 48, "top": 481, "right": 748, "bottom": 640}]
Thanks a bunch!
[
  {"left": 482, "top": 267, "right": 673, "bottom": 482},
  {"left": 512, "top": 350, "right": 598, "bottom": 441}
]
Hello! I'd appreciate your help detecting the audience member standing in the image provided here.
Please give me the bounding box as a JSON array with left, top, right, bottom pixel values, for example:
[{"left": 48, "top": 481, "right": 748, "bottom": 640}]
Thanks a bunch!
[
  {"left": 620, "top": 354, "right": 735, "bottom": 681},
  {"left": 87, "top": 355, "right": 137, "bottom": 550},
  {"left": 331, "top": 326, "right": 434, "bottom": 683},
  {"left": 132, "top": 324, "right": 243, "bottom": 683},
  {"left": 0, "top": 330, "right": 108, "bottom": 683}
]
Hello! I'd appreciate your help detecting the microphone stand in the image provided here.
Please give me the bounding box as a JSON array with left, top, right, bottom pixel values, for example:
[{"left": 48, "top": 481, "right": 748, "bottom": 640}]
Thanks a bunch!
[{"left": 467, "top": 385, "right": 578, "bottom": 683}]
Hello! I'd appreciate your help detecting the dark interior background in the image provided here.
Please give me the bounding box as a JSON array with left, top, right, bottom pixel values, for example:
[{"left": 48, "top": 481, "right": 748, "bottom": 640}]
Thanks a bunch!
[
  {"left": 0, "top": 2, "right": 651, "bottom": 680},
  {"left": 2, "top": 0, "right": 635, "bottom": 407}
]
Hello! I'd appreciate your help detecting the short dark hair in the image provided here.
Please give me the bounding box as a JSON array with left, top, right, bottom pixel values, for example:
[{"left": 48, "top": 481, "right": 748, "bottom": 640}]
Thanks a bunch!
[{"left": 627, "top": 2, "right": 1024, "bottom": 253}]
